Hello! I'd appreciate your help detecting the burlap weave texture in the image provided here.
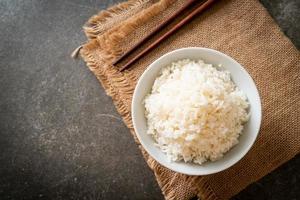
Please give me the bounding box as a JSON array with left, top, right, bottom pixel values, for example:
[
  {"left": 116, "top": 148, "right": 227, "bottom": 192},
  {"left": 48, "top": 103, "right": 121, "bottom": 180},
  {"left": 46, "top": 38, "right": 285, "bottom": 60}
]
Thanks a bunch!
[{"left": 78, "top": 0, "right": 300, "bottom": 199}]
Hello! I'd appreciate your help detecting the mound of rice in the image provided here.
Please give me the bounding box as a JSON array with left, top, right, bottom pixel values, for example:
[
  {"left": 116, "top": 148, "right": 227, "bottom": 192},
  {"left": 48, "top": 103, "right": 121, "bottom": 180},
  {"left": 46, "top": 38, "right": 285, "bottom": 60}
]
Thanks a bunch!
[{"left": 144, "top": 59, "right": 249, "bottom": 164}]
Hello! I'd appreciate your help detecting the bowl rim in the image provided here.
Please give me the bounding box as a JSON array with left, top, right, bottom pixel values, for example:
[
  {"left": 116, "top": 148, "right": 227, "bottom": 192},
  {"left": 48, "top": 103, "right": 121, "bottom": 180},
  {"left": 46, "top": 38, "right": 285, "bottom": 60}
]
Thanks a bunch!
[{"left": 132, "top": 47, "right": 262, "bottom": 175}]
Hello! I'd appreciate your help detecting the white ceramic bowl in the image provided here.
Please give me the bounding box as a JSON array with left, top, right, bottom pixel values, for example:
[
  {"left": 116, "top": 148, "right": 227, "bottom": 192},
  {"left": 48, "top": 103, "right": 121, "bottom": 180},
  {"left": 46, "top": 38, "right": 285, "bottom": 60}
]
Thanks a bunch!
[{"left": 132, "top": 47, "right": 262, "bottom": 175}]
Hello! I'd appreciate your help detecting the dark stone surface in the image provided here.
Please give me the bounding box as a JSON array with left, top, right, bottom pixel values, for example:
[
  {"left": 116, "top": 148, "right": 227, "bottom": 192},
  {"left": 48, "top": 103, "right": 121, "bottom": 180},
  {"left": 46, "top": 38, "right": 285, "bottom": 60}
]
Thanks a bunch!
[
  {"left": 260, "top": 0, "right": 300, "bottom": 50},
  {"left": 0, "top": 0, "right": 299, "bottom": 200}
]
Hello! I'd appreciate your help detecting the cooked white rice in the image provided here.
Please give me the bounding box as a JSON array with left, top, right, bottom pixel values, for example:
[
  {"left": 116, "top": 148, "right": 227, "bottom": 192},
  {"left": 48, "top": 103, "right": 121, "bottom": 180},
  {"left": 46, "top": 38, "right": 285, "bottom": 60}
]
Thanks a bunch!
[{"left": 144, "top": 59, "right": 249, "bottom": 164}]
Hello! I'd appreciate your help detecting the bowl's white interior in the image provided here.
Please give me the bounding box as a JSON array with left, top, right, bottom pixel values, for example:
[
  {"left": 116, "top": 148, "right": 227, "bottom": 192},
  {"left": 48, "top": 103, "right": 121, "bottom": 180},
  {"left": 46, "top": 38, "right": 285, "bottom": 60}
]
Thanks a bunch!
[{"left": 132, "top": 47, "right": 262, "bottom": 175}]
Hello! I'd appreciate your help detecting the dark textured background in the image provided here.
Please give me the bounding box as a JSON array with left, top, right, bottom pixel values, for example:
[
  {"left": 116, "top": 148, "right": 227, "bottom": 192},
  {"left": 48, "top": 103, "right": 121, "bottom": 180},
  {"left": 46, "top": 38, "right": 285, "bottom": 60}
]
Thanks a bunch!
[{"left": 0, "top": 0, "right": 299, "bottom": 200}]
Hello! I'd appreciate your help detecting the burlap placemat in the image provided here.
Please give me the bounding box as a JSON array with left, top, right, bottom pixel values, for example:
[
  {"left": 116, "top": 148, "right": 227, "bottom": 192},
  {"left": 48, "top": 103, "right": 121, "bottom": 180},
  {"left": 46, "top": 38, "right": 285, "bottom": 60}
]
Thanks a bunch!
[{"left": 77, "top": 0, "right": 300, "bottom": 199}]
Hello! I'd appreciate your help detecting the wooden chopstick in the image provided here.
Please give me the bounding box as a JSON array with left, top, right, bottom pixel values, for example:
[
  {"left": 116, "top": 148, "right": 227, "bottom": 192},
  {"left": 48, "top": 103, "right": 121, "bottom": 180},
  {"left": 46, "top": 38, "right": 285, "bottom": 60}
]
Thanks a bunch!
[
  {"left": 119, "top": 0, "right": 218, "bottom": 71},
  {"left": 112, "top": 0, "right": 199, "bottom": 66}
]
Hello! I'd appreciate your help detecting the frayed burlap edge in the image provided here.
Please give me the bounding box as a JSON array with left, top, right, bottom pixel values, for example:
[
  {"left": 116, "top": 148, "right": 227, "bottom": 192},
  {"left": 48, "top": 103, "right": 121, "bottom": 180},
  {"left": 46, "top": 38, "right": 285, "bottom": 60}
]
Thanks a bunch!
[
  {"left": 91, "top": 0, "right": 175, "bottom": 63},
  {"left": 83, "top": 0, "right": 154, "bottom": 39},
  {"left": 79, "top": 1, "right": 220, "bottom": 199}
]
